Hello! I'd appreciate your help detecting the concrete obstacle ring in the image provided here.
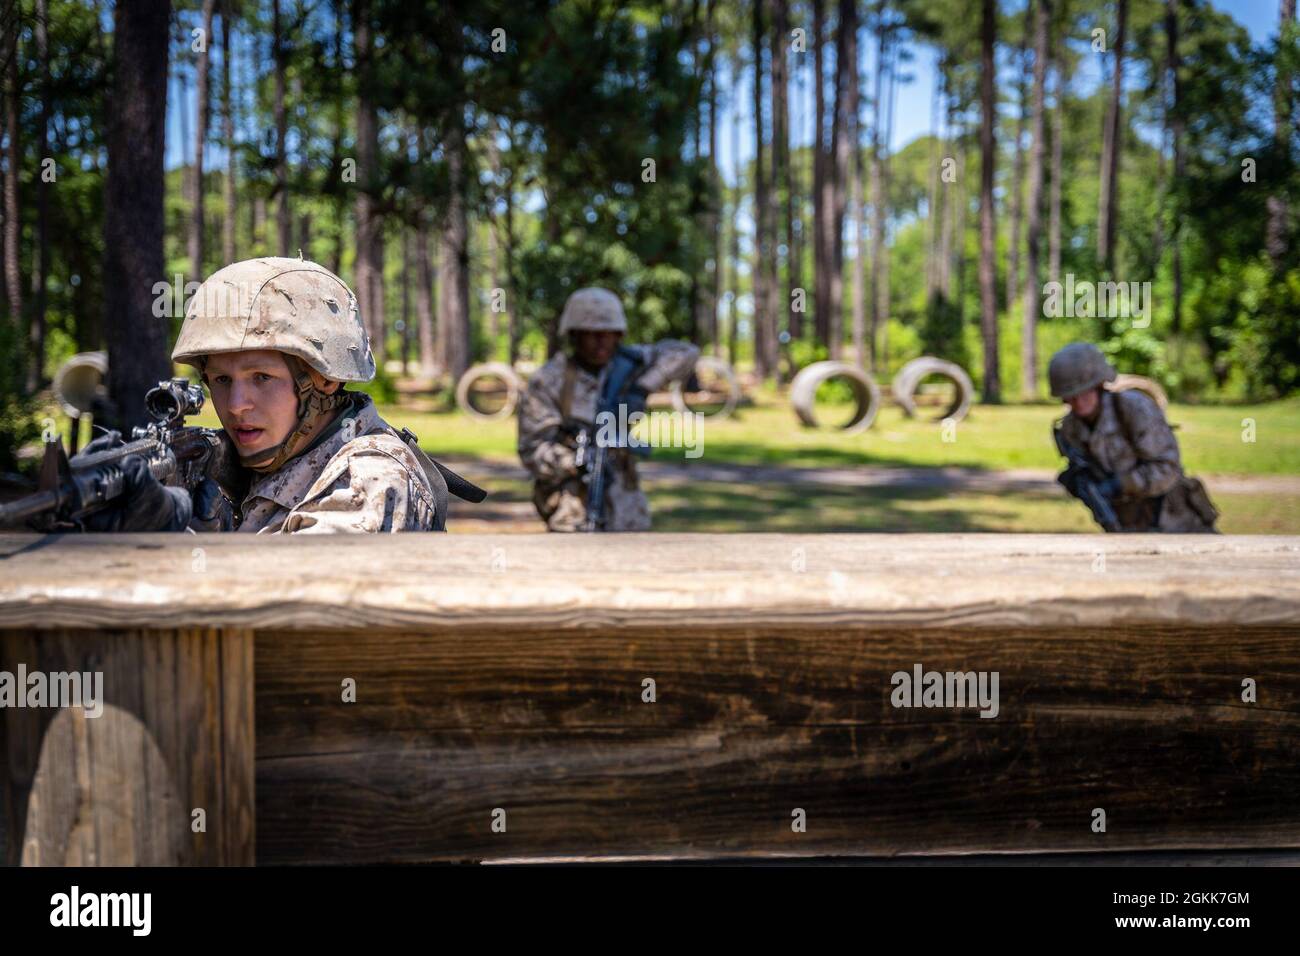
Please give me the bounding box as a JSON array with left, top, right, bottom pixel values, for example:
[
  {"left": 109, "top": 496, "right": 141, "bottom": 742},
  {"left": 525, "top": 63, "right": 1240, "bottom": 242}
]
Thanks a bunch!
[
  {"left": 53, "top": 350, "right": 110, "bottom": 418},
  {"left": 891, "top": 356, "right": 975, "bottom": 423},
  {"left": 670, "top": 356, "right": 741, "bottom": 420},
  {"left": 455, "top": 362, "right": 525, "bottom": 421},
  {"left": 1110, "top": 373, "right": 1169, "bottom": 411},
  {"left": 789, "top": 361, "right": 883, "bottom": 434}
]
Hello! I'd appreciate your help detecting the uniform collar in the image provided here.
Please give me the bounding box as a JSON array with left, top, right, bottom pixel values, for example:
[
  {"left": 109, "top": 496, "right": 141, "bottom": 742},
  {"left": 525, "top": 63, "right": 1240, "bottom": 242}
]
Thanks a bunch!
[
  {"left": 1072, "top": 390, "right": 1117, "bottom": 440},
  {"left": 243, "top": 393, "right": 382, "bottom": 512}
]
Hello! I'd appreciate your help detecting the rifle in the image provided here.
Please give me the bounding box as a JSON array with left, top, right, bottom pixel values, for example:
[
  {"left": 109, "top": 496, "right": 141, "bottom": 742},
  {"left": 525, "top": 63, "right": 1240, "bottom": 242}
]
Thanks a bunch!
[
  {"left": 0, "top": 378, "right": 245, "bottom": 532},
  {"left": 571, "top": 346, "right": 649, "bottom": 532},
  {"left": 1053, "top": 422, "right": 1121, "bottom": 533}
]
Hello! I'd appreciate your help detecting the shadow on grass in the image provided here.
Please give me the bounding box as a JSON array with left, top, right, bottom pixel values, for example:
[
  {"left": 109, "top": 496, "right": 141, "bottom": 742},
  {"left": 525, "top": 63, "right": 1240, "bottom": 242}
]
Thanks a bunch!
[
  {"left": 647, "top": 479, "right": 1068, "bottom": 533},
  {"left": 650, "top": 440, "right": 999, "bottom": 472}
]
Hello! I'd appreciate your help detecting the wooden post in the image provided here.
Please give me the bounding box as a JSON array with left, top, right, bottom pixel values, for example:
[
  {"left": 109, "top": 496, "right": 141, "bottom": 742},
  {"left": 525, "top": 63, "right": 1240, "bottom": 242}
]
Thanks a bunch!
[{"left": 1, "top": 551, "right": 254, "bottom": 866}]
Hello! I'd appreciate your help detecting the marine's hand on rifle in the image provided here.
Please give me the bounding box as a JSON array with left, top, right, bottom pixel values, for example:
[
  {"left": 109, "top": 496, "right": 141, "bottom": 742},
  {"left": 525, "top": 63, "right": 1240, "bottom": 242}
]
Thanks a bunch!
[
  {"left": 81, "top": 454, "right": 193, "bottom": 533},
  {"left": 624, "top": 383, "right": 649, "bottom": 417},
  {"left": 75, "top": 428, "right": 125, "bottom": 460},
  {"left": 191, "top": 477, "right": 236, "bottom": 532},
  {"left": 1094, "top": 476, "right": 1122, "bottom": 500},
  {"left": 1057, "top": 466, "right": 1082, "bottom": 498}
]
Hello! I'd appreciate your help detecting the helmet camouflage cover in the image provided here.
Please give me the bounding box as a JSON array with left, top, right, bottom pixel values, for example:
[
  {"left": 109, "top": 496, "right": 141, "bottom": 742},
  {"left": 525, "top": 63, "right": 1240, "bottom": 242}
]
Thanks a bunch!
[
  {"left": 172, "top": 257, "right": 375, "bottom": 382},
  {"left": 1048, "top": 342, "right": 1117, "bottom": 399},
  {"left": 558, "top": 287, "right": 628, "bottom": 335}
]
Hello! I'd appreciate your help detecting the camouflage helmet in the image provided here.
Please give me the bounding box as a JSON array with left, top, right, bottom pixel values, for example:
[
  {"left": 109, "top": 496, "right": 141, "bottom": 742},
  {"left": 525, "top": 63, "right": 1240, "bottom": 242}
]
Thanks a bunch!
[
  {"left": 1048, "top": 342, "right": 1117, "bottom": 399},
  {"left": 558, "top": 287, "right": 628, "bottom": 335},
  {"left": 172, "top": 257, "right": 376, "bottom": 382}
]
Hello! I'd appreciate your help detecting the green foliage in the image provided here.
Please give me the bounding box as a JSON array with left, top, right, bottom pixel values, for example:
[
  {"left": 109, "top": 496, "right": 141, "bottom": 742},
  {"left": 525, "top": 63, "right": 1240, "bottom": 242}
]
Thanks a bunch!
[{"left": 349, "top": 366, "right": 399, "bottom": 405}]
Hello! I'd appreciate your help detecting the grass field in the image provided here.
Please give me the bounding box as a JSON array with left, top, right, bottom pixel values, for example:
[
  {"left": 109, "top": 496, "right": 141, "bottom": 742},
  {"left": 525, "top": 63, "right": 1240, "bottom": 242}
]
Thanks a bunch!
[
  {"left": 301, "top": 389, "right": 1300, "bottom": 476},
  {"left": 133, "top": 386, "right": 1300, "bottom": 534}
]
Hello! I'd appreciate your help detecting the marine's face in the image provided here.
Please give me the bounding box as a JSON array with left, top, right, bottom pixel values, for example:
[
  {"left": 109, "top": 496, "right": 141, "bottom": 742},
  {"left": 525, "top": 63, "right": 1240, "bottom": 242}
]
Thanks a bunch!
[
  {"left": 204, "top": 350, "right": 335, "bottom": 457},
  {"left": 572, "top": 330, "right": 621, "bottom": 369},
  {"left": 1065, "top": 386, "right": 1101, "bottom": 422}
]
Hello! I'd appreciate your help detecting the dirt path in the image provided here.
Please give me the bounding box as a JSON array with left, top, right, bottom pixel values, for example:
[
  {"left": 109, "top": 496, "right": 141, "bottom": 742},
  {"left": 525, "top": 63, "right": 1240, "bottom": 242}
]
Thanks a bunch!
[{"left": 443, "top": 457, "right": 1300, "bottom": 496}]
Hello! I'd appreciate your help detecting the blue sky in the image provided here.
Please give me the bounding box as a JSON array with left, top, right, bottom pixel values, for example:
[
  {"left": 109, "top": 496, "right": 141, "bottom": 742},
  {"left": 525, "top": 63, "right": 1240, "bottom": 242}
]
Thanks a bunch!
[{"left": 714, "top": 0, "right": 1288, "bottom": 182}]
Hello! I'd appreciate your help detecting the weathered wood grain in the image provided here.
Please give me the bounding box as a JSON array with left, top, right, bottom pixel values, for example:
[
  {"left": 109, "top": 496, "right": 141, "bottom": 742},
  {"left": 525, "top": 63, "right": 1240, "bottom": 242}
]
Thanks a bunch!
[
  {"left": 252, "top": 624, "right": 1300, "bottom": 862},
  {"left": 3, "top": 534, "right": 1297, "bottom": 864},
  {"left": 0, "top": 627, "right": 255, "bottom": 866},
  {"left": 253, "top": 625, "right": 1298, "bottom": 756},
  {"left": 1, "top": 534, "right": 1297, "bottom": 631}
]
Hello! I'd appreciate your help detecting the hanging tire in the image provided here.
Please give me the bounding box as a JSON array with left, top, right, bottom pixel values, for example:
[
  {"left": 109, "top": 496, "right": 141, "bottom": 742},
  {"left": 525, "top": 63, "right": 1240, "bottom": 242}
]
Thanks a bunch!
[
  {"left": 455, "top": 362, "right": 524, "bottom": 421},
  {"left": 789, "top": 361, "right": 882, "bottom": 434},
  {"left": 891, "top": 356, "right": 975, "bottom": 423},
  {"left": 670, "top": 356, "right": 741, "bottom": 420}
]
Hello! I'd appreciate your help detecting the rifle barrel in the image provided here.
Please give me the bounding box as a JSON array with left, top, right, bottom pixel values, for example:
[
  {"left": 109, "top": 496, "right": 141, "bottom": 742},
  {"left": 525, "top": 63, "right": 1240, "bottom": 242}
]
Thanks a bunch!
[
  {"left": 72, "top": 437, "right": 162, "bottom": 470},
  {"left": 0, "top": 490, "right": 60, "bottom": 524}
]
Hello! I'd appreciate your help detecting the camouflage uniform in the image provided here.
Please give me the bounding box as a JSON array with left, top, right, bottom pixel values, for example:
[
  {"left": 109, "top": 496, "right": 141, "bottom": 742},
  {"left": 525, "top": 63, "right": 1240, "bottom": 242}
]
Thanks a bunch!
[
  {"left": 235, "top": 393, "right": 437, "bottom": 533},
  {"left": 518, "top": 342, "right": 699, "bottom": 531},
  {"left": 174, "top": 256, "right": 450, "bottom": 534},
  {"left": 1050, "top": 343, "right": 1218, "bottom": 533}
]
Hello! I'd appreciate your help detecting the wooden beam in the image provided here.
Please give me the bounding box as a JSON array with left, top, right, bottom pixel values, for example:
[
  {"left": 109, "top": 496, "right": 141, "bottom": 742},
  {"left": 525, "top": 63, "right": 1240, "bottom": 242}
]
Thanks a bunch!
[
  {"left": 0, "top": 534, "right": 1296, "bottom": 631},
  {"left": 1, "top": 534, "right": 1296, "bottom": 864}
]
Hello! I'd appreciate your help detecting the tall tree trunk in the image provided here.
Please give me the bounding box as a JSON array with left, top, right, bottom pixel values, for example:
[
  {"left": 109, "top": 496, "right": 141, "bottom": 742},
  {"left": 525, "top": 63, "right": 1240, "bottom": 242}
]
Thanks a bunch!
[
  {"left": 3, "top": 0, "right": 22, "bottom": 378},
  {"left": 353, "top": 0, "right": 385, "bottom": 358},
  {"left": 752, "top": 0, "right": 775, "bottom": 378},
  {"left": 221, "top": 0, "right": 236, "bottom": 265},
  {"left": 709, "top": 4, "right": 724, "bottom": 355},
  {"left": 812, "top": 0, "right": 830, "bottom": 348},
  {"left": 437, "top": 110, "right": 470, "bottom": 381},
  {"left": 415, "top": 209, "right": 435, "bottom": 377},
  {"left": 488, "top": 206, "right": 500, "bottom": 347},
  {"left": 1265, "top": 0, "right": 1296, "bottom": 268},
  {"left": 103, "top": 0, "right": 173, "bottom": 429},
  {"left": 878, "top": 40, "right": 897, "bottom": 370},
  {"left": 190, "top": 0, "right": 216, "bottom": 280},
  {"left": 330, "top": 0, "right": 345, "bottom": 275},
  {"left": 789, "top": 36, "right": 806, "bottom": 343},
  {"left": 273, "top": 0, "right": 291, "bottom": 255},
  {"left": 400, "top": 226, "right": 411, "bottom": 376},
  {"left": 925, "top": 66, "right": 943, "bottom": 301},
  {"left": 935, "top": 66, "right": 954, "bottom": 301},
  {"left": 978, "top": 0, "right": 1000, "bottom": 403},
  {"left": 828, "top": 0, "right": 857, "bottom": 361},
  {"left": 850, "top": 132, "right": 866, "bottom": 370},
  {"left": 1097, "top": 0, "right": 1126, "bottom": 272},
  {"left": 177, "top": 63, "right": 190, "bottom": 202},
  {"left": 1006, "top": 2, "right": 1032, "bottom": 312},
  {"left": 1021, "top": 0, "right": 1049, "bottom": 399},
  {"left": 728, "top": 52, "right": 741, "bottom": 367},
  {"left": 28, "top": 0, "right": 52, "bottom": 391},
  {"left": 1048, "top": 26, "right": 1066, "bottom": 283},
  {"left": 868, "top": 16, "right": 886, "bottom": 371},
  {"left": 771, "top": 0, "right": 791, "bottom": 366},
  {"left": 1166, "top": 0, "right": 1185, "bottom": 330},
  {"left": 503, "top": 125, "right": 519, "bottom": 365}
]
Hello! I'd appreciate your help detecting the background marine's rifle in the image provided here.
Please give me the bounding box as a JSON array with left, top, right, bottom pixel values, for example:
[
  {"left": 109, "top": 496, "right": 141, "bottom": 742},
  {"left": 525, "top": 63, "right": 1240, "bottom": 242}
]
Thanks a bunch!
[
  {"left": 1053, "top": 422, "right": 1121, "bottom": 533},
  {"left": 572, "top": 346, "right": 649, "bottom": 532},
  {"left": 0, "top": 378, "right": 244, "bottom": 531}
]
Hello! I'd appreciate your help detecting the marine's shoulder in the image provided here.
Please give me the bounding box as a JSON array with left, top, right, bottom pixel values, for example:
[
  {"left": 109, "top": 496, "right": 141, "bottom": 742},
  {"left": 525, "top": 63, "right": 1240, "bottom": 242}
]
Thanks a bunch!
[
  {"left": 1110, "top": 387, "right": 1164, "bottom": 424},
  {"left": 322, "top": 409, "right": 431, "bottom": 493},
  {"left": 529, "top": 352, "right": 571, "bottom": 392}
]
